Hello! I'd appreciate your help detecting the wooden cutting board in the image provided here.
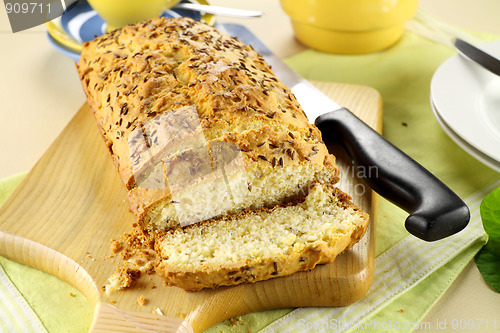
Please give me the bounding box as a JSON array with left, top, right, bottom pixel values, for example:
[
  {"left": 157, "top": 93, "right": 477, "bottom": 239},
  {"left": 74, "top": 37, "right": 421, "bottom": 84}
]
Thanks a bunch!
[{"left": 0, "top": 81, "right": 381, "bottom": 333}]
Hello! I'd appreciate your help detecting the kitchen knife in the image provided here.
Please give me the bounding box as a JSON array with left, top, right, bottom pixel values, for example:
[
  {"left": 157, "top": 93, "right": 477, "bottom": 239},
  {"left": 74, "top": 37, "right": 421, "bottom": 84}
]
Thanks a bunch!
[
  {"left": 219, "top": 23, "right": 470, "bottom": 241},
  {"left": 454, "top": 37, "right": 500, "bottom": 77}
]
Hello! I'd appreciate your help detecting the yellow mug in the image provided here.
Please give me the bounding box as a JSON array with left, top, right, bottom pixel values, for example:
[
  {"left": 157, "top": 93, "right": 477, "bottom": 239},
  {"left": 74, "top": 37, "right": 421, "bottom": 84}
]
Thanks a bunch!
[
  {"left": 87, "top": 0, "right": 209, "bottom": 32},
  {"left": 280, "top": 0, "right": 418, "bottom": 54}
]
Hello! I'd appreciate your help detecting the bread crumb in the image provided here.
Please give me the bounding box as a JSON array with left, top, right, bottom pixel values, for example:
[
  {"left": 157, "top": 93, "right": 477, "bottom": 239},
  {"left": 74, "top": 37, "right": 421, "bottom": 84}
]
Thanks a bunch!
[
  {"left": 136, "top": 295, "right": 147, "bottom": 306},
  {"left": 153, "top": 307, "right": 163, "bottom": 315},
  {"left": 227, "top": 316, "right": 244, "bottom": 327},
  {"left": 110, "top": 300, "right": 116, "bottom": 304},
  {"left": 111, "top": 240, "right": 124, "bottom": 253},
  {"left": 69, "top": 292, "right": 75, "bottom": 297},
  {"left": 105, "top": 266, "right": 141, "bottom": 295},
  {"left": 104, "top": 225, "right": 158, "bottom": 294},
  {"left": 85, "top": 251, "right": 94, "bottom": 260}
]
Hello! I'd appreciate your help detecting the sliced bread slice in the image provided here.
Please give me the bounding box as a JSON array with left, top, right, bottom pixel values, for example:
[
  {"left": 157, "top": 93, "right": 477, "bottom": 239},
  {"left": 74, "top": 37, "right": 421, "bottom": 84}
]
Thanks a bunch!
[{"left": 154, "top": 182, "right": 369, "bottom": 291}]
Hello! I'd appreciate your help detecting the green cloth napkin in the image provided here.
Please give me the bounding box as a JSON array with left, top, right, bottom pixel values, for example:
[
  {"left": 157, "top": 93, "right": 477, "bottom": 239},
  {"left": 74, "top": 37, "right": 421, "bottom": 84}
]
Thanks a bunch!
[{"left": 1, "top": 30, "right": 499, "bottom": 333}]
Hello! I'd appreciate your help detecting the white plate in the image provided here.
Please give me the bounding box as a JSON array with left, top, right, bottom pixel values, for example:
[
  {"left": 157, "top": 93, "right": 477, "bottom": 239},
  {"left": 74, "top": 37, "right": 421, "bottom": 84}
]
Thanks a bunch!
[
  {"left": 430, "top": 95, "right": 500, "bottom": 172},
  {"left": 431, "top": 40, "right": 500, "bottom": 171}
]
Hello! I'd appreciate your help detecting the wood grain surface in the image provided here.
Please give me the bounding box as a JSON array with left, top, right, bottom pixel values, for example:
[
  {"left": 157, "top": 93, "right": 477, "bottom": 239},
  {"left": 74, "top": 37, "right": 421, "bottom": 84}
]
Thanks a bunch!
[{"left": 0, "top": 81, "right": 382, "bottom": 333}]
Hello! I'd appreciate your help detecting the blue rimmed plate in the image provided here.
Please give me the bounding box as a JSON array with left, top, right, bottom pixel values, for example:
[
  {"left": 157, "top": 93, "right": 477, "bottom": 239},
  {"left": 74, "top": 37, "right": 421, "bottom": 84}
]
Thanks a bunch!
[{"left": 47, "top": 32, "right": 81, "bottom": 62}]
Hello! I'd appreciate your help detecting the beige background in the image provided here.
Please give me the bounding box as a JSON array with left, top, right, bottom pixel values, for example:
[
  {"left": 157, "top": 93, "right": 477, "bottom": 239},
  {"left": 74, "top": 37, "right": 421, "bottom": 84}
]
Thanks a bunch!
[{"left": 0, "top": 0, "right": 499, "bottom": 330}]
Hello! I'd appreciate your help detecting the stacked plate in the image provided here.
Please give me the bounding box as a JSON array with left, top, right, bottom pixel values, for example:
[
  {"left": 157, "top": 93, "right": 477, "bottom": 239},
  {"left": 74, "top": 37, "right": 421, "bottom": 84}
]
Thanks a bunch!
[
  {"left": 431, "top": 40, "right": 500, "bottom": 172},
  {"left": 46, "top": 0, "right": 214, "bottom": 61}
]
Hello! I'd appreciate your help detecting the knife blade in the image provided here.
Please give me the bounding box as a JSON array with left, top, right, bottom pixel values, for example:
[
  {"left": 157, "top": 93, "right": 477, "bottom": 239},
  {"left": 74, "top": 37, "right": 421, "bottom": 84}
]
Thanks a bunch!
[
  {"left": 174, "top": 3, "right": 263, "bottom": 18},
  {"left": 219, "top": 23, "right": 470, "bottom": 241},
  {"left": 453, "top": 37, "right": 500, "bottom": 77}
]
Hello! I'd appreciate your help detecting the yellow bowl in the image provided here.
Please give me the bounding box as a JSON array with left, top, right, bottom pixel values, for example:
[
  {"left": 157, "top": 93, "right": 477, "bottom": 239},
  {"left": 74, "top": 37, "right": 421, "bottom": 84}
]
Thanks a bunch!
[
  {"left": 87, "top": 0, "right": 178, "bottom": 32},
  {"left": 280, "top": 0, "right": 418, "bottom": 54}
]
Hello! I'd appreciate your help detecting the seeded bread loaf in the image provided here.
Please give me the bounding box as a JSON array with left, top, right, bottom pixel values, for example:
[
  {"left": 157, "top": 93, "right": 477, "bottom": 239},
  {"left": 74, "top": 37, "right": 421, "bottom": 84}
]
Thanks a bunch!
[
  {"left": 77, "top": 16, "right": 340, "bottom": 229},
  {"left": 77, "top": 16, "right": 369, "bottom": 291}
]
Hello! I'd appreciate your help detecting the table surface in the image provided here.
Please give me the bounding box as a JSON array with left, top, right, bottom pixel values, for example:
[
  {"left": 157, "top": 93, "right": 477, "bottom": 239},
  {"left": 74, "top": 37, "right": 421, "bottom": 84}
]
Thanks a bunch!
[{"left": 1, "top": 0, "right": 499, "bottom": 330}]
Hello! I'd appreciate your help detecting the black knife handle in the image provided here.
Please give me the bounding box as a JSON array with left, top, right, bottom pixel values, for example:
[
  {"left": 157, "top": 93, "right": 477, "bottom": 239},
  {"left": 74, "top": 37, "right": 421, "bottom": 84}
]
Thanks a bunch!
[{"left": 315, "top": 108, "right": 470, "bottom": 241}]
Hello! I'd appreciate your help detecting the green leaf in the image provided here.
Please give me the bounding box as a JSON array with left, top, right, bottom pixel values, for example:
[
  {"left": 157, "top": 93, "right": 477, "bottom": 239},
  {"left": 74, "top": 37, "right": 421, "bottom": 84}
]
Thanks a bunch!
[
  {"left": 475, "top": 241, "right": 500, "bottom": 292},
  {"left": 480, "top": 187, "right": 500, "bottom": 240},
  {"left": 477, "top": 186, "right": 500, "bottom": 293}
]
